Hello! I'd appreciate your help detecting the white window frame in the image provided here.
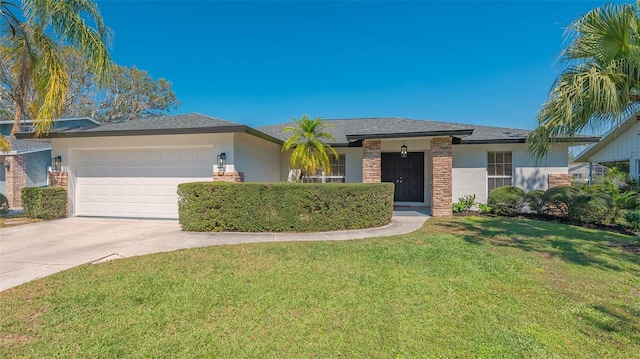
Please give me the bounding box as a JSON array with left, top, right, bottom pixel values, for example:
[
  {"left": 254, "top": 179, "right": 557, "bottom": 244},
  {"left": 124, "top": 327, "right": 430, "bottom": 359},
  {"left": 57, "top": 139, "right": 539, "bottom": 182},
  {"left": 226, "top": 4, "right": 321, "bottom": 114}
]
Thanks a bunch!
[
  {"left": 305, "top": 154, "right": 346, "bottom": 183},
  {"left": 487, "top": 151, "right": 513, "bottom": 192}
]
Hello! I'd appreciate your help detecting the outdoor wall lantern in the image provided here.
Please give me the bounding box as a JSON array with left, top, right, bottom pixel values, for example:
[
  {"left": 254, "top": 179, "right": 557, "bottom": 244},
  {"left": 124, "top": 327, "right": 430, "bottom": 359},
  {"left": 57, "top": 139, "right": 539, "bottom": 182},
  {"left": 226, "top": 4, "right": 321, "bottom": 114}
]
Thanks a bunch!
[
  {"left": 217, "top": 153, "right": 226, "bottom": 172},
  {"left": 400, "top": 141, "right": 408, "bottom": 158},
  {"left": 52, "top": 156, "right": 62, "bottom": 171},
  {"left": 3, "top": 160, "right": 9, "bottom": 171}
]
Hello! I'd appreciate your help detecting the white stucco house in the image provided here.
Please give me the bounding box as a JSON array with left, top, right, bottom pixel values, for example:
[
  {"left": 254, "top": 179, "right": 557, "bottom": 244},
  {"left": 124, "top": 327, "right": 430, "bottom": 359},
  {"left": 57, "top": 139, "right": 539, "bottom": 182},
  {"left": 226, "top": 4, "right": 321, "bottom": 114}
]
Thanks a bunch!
[
  {"left": 575, "top": 114, "right": 640, "bottom": 182},
  {"left": 17, "top": 113, "right": 597, "bottom": 219}
]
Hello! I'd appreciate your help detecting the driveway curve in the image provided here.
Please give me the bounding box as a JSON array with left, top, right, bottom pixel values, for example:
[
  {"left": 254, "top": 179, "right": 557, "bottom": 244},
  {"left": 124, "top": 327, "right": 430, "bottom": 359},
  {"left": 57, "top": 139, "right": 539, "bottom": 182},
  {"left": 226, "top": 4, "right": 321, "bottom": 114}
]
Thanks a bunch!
[{"left": 0, "top": 208, "right": 429, "bottom": 292}]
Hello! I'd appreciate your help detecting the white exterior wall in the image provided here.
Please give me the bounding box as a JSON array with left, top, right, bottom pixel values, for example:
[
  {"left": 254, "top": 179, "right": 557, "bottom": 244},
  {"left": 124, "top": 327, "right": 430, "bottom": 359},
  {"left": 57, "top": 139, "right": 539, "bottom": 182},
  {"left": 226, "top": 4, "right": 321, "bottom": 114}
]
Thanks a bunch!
[
  {"left": 452, "top": 143, "right": 569, "bottom": 204},
  {"left": 589, "top": 121, "right": 640, "bottom": 178},
  {"left": 233, "top": 133, "right": 281, "bottom": 182},
  {"left": 381, "top": 138, "right": 432, "bottom": 205}
]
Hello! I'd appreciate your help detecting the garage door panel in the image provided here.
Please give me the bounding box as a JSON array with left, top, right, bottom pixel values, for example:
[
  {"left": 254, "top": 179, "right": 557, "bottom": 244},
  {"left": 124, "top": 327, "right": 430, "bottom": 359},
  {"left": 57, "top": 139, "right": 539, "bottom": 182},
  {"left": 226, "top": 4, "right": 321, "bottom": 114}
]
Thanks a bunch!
[{"left": 75, "top": 148, "right": 213, "bottom": 219}]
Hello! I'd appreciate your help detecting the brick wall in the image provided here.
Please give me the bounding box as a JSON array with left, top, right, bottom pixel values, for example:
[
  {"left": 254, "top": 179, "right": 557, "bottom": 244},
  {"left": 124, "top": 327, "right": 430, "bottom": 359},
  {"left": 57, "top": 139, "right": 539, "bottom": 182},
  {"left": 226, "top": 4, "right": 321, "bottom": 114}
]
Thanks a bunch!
[
  {"left": 4, "top": 154, "right": 27, "bottom": 208},
  {"left": 548, "top": 173, "right": 571, "bottom": 188},
  {"left": 48, "top": 171, "right": 69, "bottom": 217},
  {"left": 430, "top": 137, "right": 452, "bottom": 217},
  {"left": 362, "top": 139, "right": 381, "bottom": 183},
  {"left": 213, "top": 171, "right": 244, "bottom": 182}
]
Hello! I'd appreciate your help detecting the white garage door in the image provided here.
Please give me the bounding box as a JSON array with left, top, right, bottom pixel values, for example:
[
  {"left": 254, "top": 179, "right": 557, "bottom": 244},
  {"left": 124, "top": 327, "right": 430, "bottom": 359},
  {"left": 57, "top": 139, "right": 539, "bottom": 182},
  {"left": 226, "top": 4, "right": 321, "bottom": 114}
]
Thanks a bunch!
[{"left": 75, "top": 148, "right": 213, "bottom": 218}]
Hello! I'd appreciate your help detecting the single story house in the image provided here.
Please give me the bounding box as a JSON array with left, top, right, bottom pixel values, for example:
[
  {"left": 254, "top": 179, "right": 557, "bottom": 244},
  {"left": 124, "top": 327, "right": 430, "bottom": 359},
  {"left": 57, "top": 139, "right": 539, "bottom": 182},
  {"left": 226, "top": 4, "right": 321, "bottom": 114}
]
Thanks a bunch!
[
  {"left": 1, "top": 117, "right": 99, "bottom": 207},
  {"left": 17, "top": 113, "right": 597, "bottom": 219},
  {"left": 575, "top": 114, "right": 640, "bottom": 182}
]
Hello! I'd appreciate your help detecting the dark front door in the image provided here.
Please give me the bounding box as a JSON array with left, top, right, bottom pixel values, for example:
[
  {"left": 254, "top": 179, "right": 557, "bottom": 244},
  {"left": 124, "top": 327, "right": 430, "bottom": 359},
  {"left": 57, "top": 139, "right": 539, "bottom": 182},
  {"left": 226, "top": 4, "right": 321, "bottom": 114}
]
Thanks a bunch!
[{"left": 381, "top": 152, "right": 424, "bottom": 202}]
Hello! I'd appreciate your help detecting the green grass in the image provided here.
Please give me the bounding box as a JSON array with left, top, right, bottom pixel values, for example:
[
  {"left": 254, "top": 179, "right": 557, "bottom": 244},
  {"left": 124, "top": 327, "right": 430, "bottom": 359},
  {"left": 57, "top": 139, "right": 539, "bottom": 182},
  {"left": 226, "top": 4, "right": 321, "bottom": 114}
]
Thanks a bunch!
[{"left": 1, "top": 216, "right": 639, "bottom": 358}]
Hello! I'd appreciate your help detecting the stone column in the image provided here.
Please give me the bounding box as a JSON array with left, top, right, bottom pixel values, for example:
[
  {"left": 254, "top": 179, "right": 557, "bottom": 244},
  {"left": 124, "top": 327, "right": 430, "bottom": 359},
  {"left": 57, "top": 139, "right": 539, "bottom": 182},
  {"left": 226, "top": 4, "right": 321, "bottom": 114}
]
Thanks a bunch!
[
  {"left": 5, "top": 154, "right": 27, "bottom": 208},
  {"left": 213, "top": 171, "right": 244, "bottom": 182},
  {"left": 547, "top": 173, "right": 571, "bottom": 188},
  {"left": 362, "top": 139, "right": 381, "bottom": 183},
  {"left": 430, "top": 137, "right": 453, "bottom": 217}
]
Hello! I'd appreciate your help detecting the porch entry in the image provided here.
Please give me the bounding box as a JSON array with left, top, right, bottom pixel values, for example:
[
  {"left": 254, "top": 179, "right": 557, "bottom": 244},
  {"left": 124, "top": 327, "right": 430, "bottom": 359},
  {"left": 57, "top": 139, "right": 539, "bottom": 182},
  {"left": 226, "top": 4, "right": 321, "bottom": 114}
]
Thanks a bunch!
[{"left": 381, "top": 152, "right": 424, "bottom": 202}]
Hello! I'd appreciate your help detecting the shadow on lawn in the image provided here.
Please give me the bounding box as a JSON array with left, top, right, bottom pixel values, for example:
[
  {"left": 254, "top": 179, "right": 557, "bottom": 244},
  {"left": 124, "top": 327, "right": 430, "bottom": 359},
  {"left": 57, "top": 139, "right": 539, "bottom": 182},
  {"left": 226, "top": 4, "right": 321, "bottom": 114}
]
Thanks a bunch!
[
  {"left": 434, "top": 217, "right": 640, "bottom": 271},
  {"left": 579, "top": 303, "right": 640, "bottom": 344}
]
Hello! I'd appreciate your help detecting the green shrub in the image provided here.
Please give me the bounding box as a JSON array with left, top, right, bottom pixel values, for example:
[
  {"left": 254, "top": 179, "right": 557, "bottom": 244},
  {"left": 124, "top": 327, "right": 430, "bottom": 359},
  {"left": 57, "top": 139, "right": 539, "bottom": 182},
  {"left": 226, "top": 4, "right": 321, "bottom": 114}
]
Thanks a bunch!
[
  {"left": 21, "top": 187, "right": 67, "bottom": 219},
  {"left": 542, "top": 186, "right": 582, "bottom": 217},
  {"left": 477, "top": 202, "right": 491, "bottom": 214},
  {"left": 453, "top": 194, "right": 476, "bottom": 213},
  {"left": 0, "top": 193, "right": 8, "bottom": 216},
  {"left": 178, "top": 182, "right": 394, "bottom": 232},
  {"left": 487, "top": 186, "right": 525, "bottom": 216},
  {"left": 568, "top": 193, "right": 615, "bottom": 225},
  {"left": 624, "top": 211, "right": 640, "bottom": 230},
  {"left": 525, "top": 190, "right": 546, "bottom": 215}
]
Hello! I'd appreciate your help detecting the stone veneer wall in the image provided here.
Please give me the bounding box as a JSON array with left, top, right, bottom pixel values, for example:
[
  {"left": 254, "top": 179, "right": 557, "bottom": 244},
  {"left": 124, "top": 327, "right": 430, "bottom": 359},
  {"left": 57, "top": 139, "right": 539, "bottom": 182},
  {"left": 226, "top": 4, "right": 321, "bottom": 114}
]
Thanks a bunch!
[
  {"left": 430, "top": 137, "right": 453, "bottom": 217},
  {"left": 4, "top": 154, "right": 27, "bottom": 208},
  {"left": 547, "top": 173, "right": 572, "bottom": 188},
  {"left": 213, "top": 171, "right": 244, "bottom": 182},
  {"left": 362, "top": 140, "right": 381, "bottom": 183},
  {"left": 48, "top": 171, "right": 69, "bottom": 217}
]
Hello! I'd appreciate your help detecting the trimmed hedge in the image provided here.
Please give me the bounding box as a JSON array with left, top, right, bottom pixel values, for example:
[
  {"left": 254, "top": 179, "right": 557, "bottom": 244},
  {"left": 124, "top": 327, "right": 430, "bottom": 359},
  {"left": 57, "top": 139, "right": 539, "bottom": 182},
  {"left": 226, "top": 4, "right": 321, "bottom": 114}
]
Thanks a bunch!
[
  {"left": 526, "top": 190, "right": 546, "bottom": 215},
  {"left": 0, "top": 193, "right": 8, "bottom": 216},
  {"left": 178, "top": 182, "right": 394, "bottom": 232},
  {"left": 542, "top": 186, "right": 581, "bottom": 217},
  {"left": 487, "top": 186, "right": 525, "bottom": 216},
  {"left": 21, "top": 187, "right": 67, "bottom": 219},
  {"left": 568, "top": 193, "right": 615, "bottom": 225}
]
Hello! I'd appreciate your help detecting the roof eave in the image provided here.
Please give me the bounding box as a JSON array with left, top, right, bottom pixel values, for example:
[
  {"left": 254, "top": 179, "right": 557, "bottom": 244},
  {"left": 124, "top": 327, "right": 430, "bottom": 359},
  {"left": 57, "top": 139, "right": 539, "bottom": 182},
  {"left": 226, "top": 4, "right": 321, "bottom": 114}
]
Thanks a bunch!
[
  {"left": 345, "top": 129, "right": 474, "bottom": 141},
  {"left": 15, "top": 125, "right": 251, "bottom": 139}
]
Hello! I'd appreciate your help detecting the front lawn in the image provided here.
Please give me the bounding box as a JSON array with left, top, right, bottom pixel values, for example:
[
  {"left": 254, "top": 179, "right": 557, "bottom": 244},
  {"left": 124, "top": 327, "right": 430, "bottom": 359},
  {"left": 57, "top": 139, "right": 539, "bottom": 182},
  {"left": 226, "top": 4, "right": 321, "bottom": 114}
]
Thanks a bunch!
[{"left": 1, "top": 217, "right": 638, "bottom": 357}]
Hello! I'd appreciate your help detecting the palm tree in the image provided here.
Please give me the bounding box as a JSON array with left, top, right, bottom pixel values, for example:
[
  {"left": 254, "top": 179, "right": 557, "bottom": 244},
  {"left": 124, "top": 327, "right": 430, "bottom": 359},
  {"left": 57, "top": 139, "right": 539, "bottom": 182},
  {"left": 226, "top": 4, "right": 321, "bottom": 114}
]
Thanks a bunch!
[
  {"left": 282, "top": 114, "right": 339, "bottom": 181},
  {"left": 0, "top": 0, "right": 112, "bottom": 151},
  {"left": 528, "top": 2, "right": 640, "bottom": 159}
]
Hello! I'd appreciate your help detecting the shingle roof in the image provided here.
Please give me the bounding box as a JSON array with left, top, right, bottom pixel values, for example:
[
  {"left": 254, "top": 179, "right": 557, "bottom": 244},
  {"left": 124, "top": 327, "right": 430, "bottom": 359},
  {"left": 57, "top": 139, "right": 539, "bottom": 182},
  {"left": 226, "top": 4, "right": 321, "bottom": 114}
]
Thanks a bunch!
[
  {"left": 51, "top": 113, "right": 242, "bottom": 133},
  {"left": 1, "top": 137, "right": 51, "bottom": 155},
  {"left": 15, "top": 113, "right": 283, "bottom": 144},
  {"left": 257, "top": 117, "right": 589, "bottom": 145}
]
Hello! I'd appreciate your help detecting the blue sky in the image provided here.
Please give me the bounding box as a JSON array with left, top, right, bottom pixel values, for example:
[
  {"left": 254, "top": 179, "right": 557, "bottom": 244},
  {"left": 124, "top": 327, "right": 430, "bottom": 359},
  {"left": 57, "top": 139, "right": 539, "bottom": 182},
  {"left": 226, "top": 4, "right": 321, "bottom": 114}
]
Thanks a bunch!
[{"left": 96, "top": 0, "right": 622, "bottom": 131}]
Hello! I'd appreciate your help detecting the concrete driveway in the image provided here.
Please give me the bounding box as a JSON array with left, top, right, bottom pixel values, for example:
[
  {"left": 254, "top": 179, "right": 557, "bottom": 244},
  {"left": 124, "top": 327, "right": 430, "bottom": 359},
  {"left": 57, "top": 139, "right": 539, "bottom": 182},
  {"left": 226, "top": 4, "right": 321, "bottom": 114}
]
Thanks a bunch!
[{"left": 0, "top": 210, "right": 429, "bottom": 292}]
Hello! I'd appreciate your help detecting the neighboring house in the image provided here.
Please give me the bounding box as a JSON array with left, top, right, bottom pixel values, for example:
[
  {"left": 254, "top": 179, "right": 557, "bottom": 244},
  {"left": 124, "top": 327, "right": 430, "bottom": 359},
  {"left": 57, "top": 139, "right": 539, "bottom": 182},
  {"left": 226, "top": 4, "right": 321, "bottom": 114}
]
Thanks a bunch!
[
  {"left": 18, "top": 113, "right": 597, "bottom": 219},
  {"left": 575, "top": 114, "right": 640, "bottom": 182},
  {"left": 1, "top": 117, "right": 100, "bottom": 207},
  {"left": 569, "top": 162, "right": 608, "bottom": 183}
]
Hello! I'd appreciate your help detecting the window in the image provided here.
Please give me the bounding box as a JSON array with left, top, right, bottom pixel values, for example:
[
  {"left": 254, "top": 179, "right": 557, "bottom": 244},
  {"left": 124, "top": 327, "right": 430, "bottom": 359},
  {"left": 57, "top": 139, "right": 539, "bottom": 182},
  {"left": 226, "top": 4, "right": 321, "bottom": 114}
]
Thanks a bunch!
[
  {"left": 487, "top": 151, "right": 512, "bottom": 192},
  {"left": 600, "top": 160, "right": 630, "bottom": 175},
  {"left": 305, "top": 155, "right": 346, "bottom": 183}
]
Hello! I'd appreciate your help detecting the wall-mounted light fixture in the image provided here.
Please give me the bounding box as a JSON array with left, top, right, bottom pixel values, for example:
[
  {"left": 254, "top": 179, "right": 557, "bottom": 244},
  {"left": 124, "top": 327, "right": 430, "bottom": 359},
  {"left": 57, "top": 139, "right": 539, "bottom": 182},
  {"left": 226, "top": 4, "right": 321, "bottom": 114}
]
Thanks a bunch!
[
  {"left": 400, "top": 141, "right": 408, "bottom": 158},
  {"left": 217, "top": 153, "right": 226, "bottom": 172},
  {"left": 3, "top": 160, "right": 9, "bottom": 172},
  {"left": 52, "top": 156, "right": 62, "bottom": 171}
]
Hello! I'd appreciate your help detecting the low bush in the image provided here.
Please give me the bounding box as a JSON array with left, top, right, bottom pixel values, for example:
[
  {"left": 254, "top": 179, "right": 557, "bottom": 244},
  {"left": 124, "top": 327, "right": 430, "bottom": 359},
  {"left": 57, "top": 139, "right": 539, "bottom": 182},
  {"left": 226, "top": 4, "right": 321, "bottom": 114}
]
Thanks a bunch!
[
  {"left": 21, "top": 187, "right": 67, "bottom": 219},
  {"left": 178, "top": 182, "right": 394, "bottom": 232},
  {"left": 542, "top": 186, "right": 582, "bottom": 217},
  {"left": 568, "top": 193, "right": 615, "bottom": 225},
  {"left": 487, "top": 186, "right": 525, "bottom": 216},
  {"left": 624, "top": 211, "right": 640, "bottom": 230},
  {"left": 0, "top": 193, "right": 8, "bottom": 216},
  {"left": 525, "top": 190, "right": 546, "bottom": 215},
  {"left": 453, "top": 194, "right": 476, "bottom": 213}
]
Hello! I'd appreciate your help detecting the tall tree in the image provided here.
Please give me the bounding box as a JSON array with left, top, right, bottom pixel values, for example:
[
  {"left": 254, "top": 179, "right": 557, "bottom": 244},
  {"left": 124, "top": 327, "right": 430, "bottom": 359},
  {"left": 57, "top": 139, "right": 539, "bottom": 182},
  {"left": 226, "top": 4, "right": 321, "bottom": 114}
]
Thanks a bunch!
[
  {"left": 1, "top": 44, "right": 180, "bottom": 123},
  {"left": 0, "top": 0, "right": 112, "bottom": 150},
  {"left": 281, "top": 114, "right": 338, "bottom": 180},
  {"left": 528, "top": 2, "right": 640, "bottom": 158}
]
